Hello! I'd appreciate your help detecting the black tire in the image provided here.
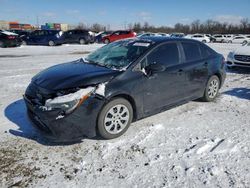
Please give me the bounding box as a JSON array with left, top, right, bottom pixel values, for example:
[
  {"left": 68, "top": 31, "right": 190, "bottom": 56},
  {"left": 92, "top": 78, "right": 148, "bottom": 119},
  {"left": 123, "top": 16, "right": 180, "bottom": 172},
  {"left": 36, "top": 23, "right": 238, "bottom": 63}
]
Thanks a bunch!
[
  {"left": 202, "top": 75, "right": 220, "bottom": 102},
  {"left": 22, "top": 41, "right": 27, "bottom": 45},
  {"left": 202, "top": 40, "right": 206, "bottom": 43},
  {"left": 228, "top": 40, "right": 232, "bottom": 43},
  {"left": 104, "top": 39, "right": 110, "bottom": 44},
  {"left": 97, "top": 98, "right": 133, "bottom": 139},
  {"left": 48, "top": 40, "right": 55, "bottom": 46},
  {"left": 0, "top": 41, "right": 4, "bottom": 48},
  {"left": 79, "top": 38, "right": 86, "bottom": 45}
]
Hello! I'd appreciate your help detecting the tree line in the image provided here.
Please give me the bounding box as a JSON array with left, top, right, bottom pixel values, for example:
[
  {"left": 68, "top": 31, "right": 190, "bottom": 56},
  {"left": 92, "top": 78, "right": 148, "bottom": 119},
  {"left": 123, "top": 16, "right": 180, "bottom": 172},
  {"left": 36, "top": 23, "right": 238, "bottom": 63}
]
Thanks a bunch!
[
  {"left": 77, "top": 18, "right": 250, "bottom": 34},
  {"left": 129, "top": 18, "right": 250, "bottom": 34}
]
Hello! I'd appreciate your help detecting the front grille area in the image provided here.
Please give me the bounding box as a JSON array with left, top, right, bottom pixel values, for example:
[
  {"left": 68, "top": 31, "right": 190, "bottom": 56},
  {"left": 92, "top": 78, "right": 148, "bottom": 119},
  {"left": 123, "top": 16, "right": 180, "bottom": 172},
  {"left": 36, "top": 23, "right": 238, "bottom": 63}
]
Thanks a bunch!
[
  {"left": 25, "top": 83, "right": 55, "bottom": 106},
  {"left": 234, "top": 62, "right": 250, "bottom": 67},
  {"left": 234, "top": 55, "right": 250, "bottom": 62}
]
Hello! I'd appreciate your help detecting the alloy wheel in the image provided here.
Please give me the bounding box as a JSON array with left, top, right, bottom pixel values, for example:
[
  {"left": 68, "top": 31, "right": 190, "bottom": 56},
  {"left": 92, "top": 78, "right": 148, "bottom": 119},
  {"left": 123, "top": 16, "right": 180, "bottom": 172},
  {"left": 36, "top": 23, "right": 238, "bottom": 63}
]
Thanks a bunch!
[
  {"left": 104, "top": 104, "right": 130, "bottom": 134},
  {"left": 208, "top": 79, "right": 219, "bottom": 98}
]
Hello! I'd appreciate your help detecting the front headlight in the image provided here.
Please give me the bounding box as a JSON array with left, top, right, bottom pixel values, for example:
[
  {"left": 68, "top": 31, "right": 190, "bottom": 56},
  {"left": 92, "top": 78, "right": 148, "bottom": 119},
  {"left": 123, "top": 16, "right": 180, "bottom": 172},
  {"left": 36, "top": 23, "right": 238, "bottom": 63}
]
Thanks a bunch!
[{"left": 43, "top": 87, "right": 95, "bottom": 114}]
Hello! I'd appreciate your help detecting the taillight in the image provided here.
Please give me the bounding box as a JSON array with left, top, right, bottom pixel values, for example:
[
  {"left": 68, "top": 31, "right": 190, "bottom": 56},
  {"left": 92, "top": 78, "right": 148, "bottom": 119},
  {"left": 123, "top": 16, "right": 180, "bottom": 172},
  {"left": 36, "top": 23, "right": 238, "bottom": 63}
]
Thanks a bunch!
[{"left": 7, "top": 36, "right": 15, "bottom": 39}]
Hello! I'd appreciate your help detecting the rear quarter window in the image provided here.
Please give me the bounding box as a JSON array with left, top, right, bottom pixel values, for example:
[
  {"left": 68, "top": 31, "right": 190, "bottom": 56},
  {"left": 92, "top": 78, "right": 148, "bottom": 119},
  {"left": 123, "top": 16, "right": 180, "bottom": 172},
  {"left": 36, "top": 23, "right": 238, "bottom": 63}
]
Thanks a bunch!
[
  {"left": 200, "top": 44, "right": 215, "bottom": 59},
  {"left": 182, "top": 42, "right": 201, "bottom": 62}
]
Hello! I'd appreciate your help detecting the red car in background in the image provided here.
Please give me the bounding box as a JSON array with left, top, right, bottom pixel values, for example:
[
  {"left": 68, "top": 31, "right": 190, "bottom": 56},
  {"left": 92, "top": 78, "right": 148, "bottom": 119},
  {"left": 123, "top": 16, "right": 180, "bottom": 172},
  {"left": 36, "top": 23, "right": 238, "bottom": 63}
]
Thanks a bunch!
[{"left": 102, "top": 30, "right": 136, "bottom": 44}]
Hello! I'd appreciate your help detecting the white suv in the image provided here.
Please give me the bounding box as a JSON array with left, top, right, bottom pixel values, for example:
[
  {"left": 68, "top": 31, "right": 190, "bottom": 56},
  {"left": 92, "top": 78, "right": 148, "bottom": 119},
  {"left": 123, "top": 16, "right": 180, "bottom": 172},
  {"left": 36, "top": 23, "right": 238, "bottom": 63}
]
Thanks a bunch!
[
  {"left": 227, "top": 42, "right": 250, "bottom": 68},
  {"left": 189, "top": 34, "right": 210, "bottom": 43}
]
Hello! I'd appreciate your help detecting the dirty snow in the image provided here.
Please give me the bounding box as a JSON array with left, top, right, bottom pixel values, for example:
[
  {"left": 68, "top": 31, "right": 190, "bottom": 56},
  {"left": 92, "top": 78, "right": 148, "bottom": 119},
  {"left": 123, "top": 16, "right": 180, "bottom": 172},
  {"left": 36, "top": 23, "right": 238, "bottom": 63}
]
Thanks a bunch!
[{"left": 0, "top": 43, "right": 249, "bottom": 187}]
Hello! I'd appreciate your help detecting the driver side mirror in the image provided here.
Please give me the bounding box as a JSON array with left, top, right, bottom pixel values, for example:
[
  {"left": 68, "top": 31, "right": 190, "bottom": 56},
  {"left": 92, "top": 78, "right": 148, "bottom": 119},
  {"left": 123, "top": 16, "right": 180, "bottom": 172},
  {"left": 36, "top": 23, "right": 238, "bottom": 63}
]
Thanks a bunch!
[{"left": 144, "top": 62, "right": 165, "bottom": 76}]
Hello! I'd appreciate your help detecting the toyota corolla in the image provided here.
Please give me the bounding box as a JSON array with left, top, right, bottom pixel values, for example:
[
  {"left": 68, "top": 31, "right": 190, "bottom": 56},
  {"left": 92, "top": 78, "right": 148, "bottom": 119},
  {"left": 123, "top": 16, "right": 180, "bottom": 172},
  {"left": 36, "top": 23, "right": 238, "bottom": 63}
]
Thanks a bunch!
[{"left": 24, "top": 37, "right": 226, "bottom": 142}]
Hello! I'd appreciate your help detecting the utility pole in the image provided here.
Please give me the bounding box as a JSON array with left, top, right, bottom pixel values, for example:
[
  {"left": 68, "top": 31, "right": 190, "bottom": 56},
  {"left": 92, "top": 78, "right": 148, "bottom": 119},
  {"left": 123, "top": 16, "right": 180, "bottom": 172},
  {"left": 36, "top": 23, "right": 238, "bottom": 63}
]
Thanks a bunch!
[{"left": 36, "top": 15, "right": 39, "bottom": 28}]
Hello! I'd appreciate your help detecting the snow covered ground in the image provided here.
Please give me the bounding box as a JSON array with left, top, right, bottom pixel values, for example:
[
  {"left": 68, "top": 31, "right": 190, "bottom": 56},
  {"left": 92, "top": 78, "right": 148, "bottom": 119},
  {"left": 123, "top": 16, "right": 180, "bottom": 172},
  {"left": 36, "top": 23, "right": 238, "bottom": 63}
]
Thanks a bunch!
[{"left": 0, "top": 43, "right": 249, "bottom": 187}]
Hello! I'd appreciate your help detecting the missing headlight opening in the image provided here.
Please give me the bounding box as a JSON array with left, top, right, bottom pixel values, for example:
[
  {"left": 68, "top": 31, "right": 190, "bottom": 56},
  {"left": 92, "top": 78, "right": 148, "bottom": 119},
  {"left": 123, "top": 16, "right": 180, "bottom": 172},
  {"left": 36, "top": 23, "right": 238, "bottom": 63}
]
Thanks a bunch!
[{"left": 37, "top": 83, "right": 107, "bottom": 120}]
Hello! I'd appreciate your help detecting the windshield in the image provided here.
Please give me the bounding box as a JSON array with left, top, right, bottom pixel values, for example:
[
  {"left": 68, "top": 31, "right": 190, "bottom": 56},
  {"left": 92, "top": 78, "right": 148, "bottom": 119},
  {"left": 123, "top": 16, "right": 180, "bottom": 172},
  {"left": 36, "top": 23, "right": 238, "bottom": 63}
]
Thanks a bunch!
[{"left": 86, "top": 40, "right": 151, "bottom": 70}]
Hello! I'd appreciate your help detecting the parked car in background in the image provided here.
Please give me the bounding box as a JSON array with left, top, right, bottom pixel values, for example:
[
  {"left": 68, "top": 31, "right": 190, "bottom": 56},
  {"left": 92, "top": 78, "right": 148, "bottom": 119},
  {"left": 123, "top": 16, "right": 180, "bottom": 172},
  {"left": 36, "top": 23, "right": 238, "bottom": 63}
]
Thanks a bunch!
[
  {"left": 189, "top": 34, "right": 210, "bottom": 43},
  {"left": 212, "top": 34, "right": 226, "bottom": 43},
  {"left": 155, "top": 33, "right": 170, "bottom": 37},
  {"left": 95, "top": 31, "right": 113, "bottom": 43},
  {"left": 137, "top": 32, "right": 156, "bottom": 38},
  {"left": 0, "top": 30, "right": 21, "bottom": 47},
  {"left": 245, "top": 35, "right": 250, "bottom": 40},
  {"left": 8, "top": 29, "right": 31, "bottom": 39},
  {"left": 24, "top": 37, "right": 226, "bottom": 141},
  {"left": 63, "top": 29, "right": 94, "bottom": 44},
  {"left": 22, "top": 30, "right": 64, "bottom": 46},
  {"left": 228, "top": 35, "right": 249, "bottom": 45},
  {"left": 205, "top": 34, "right": 216, "bottom": 42},
  {"left": 223, "top": 35, "right": 234, "bottom": 43},
  {"left": 170, "top": 33, "right": 185, "bottom": 38},
  {"left": 227, "top": 42, "right": 250, "bottom": 68},
  {"left": 102, "top": 30, "right": 136, "bottom": 44}
]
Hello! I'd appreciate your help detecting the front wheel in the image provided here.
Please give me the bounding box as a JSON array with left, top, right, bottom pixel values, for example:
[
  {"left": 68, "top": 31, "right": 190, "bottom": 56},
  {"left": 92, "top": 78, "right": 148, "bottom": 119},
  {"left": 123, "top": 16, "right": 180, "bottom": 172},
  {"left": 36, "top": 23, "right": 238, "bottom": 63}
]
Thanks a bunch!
[
  {"left": 97, "top": 98, "right": 133, "bottom": 139},
  {"left": 202, "top": 75, "right": 220, "bottom": 102},
  {"left": 104, "top": 39, "right": 110, "bottom": 44}
]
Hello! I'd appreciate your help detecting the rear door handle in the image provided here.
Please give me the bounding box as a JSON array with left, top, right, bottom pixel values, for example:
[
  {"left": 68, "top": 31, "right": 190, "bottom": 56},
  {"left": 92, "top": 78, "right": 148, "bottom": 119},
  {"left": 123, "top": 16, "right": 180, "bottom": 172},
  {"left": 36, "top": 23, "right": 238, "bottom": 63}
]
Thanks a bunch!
[{"left": 204, "top": 62, "right": 208, "bottom": 67}]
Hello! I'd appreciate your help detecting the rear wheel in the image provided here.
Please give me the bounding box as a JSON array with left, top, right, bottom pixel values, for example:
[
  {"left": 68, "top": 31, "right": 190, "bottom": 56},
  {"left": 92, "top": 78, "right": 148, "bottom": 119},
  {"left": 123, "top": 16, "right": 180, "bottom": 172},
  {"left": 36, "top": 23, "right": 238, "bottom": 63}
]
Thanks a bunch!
[
  {"left": 79, "top": 38, "right": 86, "bottom": 45},
  {"left": 242, "top": 40, "right": 248, "bottom": 45},
  {"left": 97, "top": 98, "right": 133, "bottom": 139},
  {"left": 48, "top": 40, "right": 55, "bottom": 46},
  {"left": 228, "top": 40, "right": 232, "bottom": 43},
  {"left": 202, "top": 75, "right": 220, "bottom": 102},
  {"left": 0, "top": 41, "right": 4, "bottom": 48}
]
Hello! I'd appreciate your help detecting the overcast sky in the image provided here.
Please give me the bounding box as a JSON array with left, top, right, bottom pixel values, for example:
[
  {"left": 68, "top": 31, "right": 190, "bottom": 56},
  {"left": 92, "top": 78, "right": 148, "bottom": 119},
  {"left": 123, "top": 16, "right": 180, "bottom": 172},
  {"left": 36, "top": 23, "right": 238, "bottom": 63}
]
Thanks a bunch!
[{"left": 0, "top": 0, "right": 250, "bottom": 29}]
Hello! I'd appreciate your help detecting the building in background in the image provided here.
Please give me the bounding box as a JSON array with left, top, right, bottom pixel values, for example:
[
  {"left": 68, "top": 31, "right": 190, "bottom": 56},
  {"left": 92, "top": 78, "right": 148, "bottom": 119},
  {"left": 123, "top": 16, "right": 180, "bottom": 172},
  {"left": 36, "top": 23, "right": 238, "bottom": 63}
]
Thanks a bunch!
[
  {"left": 0, "top": 20, "right": 69, "bottom": 31},
  {"left": 0, "top": 21, "right": 34, "bottom": 30},
  {"left": 0, "top": 20, "right": 10, "bottom": 30},
  {"left": 40, "top": 23, "right": 69, "bottom": 31},
  {"left": 60, "top": 24, "right": 69, "bottom": 31}
]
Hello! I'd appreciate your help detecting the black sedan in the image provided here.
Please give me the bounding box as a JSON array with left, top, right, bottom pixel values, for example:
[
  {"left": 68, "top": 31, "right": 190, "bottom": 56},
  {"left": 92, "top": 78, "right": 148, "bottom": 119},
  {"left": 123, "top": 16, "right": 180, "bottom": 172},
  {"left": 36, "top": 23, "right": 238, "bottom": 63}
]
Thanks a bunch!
[
  {"left": 0, "top": 31, "right": 21, "bottom": 48},
  {"left": 24, "top": 37, "right": 226, "bottom": 141}
]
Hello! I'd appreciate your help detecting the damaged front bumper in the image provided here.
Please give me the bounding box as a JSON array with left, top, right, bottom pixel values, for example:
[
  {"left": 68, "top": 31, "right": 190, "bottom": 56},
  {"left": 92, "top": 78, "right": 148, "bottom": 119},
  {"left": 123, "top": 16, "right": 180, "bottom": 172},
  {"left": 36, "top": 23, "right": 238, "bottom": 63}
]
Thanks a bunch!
[{"left": 24, "top": 94, "right": 105, "bottom": 142}]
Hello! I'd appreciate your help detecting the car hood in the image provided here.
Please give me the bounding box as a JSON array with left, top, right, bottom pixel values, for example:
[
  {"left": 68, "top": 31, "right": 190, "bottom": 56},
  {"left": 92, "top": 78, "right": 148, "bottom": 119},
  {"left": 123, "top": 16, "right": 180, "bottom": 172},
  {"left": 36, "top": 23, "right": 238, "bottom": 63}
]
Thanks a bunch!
[
  {"left": 32, "top": 58, "right": 121, "bottom": 91},
  {"left": 234, "top": 45, "right": 250, "bottom": 56}
]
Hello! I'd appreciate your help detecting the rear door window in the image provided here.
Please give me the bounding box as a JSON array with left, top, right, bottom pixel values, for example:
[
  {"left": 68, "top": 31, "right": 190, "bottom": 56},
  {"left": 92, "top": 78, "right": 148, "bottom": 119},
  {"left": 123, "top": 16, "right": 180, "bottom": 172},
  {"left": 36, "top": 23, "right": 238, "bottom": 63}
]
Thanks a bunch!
[
  {"left": 181, "top": 42, "right": 201, "bottom": 62},
  {"left": 147, "top": 43, "right": 179, "bottom": 67}
]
